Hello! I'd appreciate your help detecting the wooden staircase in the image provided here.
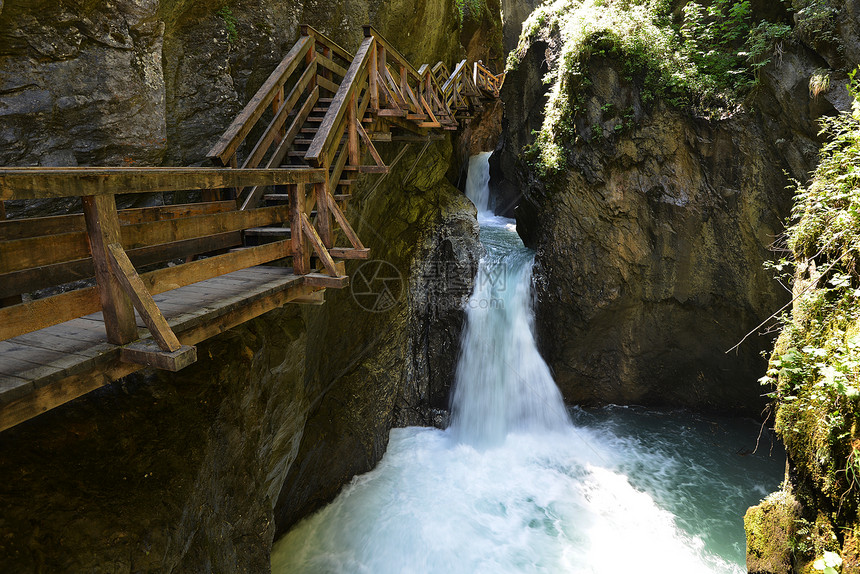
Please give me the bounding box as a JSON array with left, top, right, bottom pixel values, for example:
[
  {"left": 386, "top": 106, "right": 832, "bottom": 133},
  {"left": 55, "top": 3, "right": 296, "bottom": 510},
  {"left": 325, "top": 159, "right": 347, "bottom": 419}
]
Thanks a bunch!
[{"left": 0, "top": 23, "right": 504, "bottom": 432}]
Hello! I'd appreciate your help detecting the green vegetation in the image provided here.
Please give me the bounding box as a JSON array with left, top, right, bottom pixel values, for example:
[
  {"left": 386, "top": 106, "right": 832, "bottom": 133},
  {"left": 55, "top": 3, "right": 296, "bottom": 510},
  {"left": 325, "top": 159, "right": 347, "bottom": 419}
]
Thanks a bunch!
[
  {"left": 217, "top": 6, "right": 238, "bottom": 44},
  {"left": 455, "top": 0, "right": 486, "bottom": 27},
  {"left": 509, "top": 0, "right": 794, "bottom": 178},
  {"left": 757, "top": 70, "right": 860, "bottom": 570}
]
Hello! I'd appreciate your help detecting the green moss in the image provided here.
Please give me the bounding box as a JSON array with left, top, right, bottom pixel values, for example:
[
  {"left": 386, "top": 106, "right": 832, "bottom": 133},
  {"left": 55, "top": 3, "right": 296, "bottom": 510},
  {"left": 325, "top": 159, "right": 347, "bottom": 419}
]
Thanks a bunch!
[
  {"left": 745, "top": 490, "right": 799, "bottom": 573},
  {"left": 755, "top": 70, "right": 860, "bottom": 569},
  {"left": 508, "top": 0, "right": 796, "bottom": 180}
]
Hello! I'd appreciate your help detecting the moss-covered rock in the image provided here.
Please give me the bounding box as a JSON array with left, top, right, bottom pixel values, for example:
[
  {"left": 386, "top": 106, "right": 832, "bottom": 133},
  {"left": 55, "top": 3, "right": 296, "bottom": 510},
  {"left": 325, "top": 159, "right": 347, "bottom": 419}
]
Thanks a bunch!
[{"left": 745, "top": 490, "right": 801, "bottom": 574}]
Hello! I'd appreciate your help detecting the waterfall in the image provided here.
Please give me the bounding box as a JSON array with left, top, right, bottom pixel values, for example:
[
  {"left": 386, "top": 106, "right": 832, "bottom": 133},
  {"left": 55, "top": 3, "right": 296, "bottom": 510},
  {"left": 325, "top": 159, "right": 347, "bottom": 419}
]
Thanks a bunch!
[
  {"left": 464, "top": 151, "right": 492, "bottom": 212},
  {"left": 450, "top": 153, "right": 570, "bottom": 446},
  {"left": 271, "top": 153, "right": 783, "bottom": 574}
]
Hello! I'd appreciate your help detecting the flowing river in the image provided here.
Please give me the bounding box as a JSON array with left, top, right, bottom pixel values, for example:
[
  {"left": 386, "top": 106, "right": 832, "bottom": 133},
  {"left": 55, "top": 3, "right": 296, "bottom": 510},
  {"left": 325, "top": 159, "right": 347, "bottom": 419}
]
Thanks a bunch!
[{"left": 271, "top": 152, "right": 784, "bottom": 573}]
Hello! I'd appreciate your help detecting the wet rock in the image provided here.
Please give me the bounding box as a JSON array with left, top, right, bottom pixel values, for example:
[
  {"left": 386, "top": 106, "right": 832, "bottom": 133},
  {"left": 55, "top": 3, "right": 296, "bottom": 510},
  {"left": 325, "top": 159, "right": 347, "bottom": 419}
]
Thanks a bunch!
[
  {"left": 499, "top": 30, "right": 845, "bottom": 413},
  {"left": 745, "top": 490, "right": 800, "bottom": 574},
  {"left": 273, "top": 138, "right": 480, "bottom": 533}
]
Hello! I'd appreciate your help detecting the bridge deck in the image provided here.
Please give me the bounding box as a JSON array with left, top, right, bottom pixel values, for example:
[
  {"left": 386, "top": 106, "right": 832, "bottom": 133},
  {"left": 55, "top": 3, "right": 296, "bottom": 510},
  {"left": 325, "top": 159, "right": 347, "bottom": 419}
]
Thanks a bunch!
[{"left": 0, "top": 266, "right": 337, "bottom": 431}]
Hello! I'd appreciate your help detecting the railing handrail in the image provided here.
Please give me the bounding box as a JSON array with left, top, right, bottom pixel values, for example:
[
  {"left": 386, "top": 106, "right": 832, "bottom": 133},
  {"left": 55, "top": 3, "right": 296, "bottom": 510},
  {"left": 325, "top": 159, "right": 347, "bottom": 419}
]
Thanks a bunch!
[
  {"left": 301, "top": 24, "right": 352, "bottom": 65},
  {"left": 305, "top": 36, "right": 375, "bottom": 167},
  {"left": 363, "top": 26, "right": 422, "bottom": 82},
  {"left": 207, "top": 37, "right": 314, "bottom": 165},
  {"left": 0, "top": 167, "right": 324, "bottom": 201}
]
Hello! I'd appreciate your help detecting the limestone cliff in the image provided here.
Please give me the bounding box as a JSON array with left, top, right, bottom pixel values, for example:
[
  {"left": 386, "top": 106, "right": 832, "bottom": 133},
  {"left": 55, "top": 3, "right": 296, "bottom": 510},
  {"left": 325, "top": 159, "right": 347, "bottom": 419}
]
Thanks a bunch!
[
  {"left": 0, "top": 0, "right": 491, "bottom": 571},
  {"left": 498, "top": 0, "right": 852, "bottom": 413}
]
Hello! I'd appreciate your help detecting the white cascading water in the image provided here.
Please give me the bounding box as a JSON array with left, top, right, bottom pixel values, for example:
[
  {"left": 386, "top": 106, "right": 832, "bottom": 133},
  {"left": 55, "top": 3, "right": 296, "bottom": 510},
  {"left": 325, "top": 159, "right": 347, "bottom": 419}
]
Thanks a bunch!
[{"left": 271, "top": 153, "right": 782, "bottom": 574}]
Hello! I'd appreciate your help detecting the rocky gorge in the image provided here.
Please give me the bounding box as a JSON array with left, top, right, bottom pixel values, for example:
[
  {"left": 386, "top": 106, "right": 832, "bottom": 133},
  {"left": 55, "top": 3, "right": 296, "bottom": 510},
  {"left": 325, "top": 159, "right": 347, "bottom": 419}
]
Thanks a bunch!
[
  {"left": 0, "top": 0, "right": 499, "bottom": 570},
  {"left": 2, "top": 0, "right": 860, "bottom": 571}
]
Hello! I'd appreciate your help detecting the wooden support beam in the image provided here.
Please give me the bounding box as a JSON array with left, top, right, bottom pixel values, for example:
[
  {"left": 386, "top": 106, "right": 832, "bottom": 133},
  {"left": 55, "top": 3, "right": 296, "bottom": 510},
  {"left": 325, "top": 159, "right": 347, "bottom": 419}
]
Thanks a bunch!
[
  {"left": 291, "top": 291, "right": 326, "bottom": 305},
  {"left": 300, "top": 211, "right": 339, "bottom": 276},
  {"left": 320, "top": 187, "right": 365, "bottom": 250},
  {"left": 121, "top": 340, "right": 198, "bottom": 372},
  {"left": 314, "top": 179, "right": 333, "bottom": 249},
  {"left": 356, "top": 118, "right": 386, "bottom": 167},
  {"left": 290, "top": 184, "right": 310, "bottom": 274},
  {"left": 81, "top": 195, "right": 137, "bottom": 345},
  {"left": 106, "top": 243, "right": 181, "bottom": 353}
]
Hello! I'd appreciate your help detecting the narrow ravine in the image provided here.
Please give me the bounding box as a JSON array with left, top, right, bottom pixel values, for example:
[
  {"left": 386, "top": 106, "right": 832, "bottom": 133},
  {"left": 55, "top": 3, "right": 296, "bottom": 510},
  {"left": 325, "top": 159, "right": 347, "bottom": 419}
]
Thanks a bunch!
[{"left": 271, "top": 154, "right": 784, "bottom": 573}]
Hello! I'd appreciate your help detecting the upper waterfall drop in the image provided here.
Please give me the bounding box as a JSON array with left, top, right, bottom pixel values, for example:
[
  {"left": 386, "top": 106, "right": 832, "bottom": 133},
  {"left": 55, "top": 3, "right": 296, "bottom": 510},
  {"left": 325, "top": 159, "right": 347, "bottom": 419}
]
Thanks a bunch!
[
  {"left": 449, "top": 153, "right": 570, "bottom": 447},
  {"left": 464, "top": 151, "right": 493, "bottom": 213}
]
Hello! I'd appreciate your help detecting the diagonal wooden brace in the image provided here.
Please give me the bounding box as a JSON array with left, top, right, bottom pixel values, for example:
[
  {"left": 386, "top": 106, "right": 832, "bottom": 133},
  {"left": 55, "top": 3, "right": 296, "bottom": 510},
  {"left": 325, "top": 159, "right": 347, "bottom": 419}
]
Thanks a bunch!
[
  {"left": 300, "top": 212, "right": 340, "bottom": 277},
  {"left": 107, "top": 243, "right": 197, "bottom": 371}
]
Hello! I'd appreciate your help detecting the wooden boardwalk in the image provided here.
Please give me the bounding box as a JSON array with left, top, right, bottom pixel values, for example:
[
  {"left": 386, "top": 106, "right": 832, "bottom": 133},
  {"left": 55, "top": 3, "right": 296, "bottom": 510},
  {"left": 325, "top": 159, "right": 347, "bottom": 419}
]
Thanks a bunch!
[{"left": 0, "top": 25, "right": 503, "bottom": 431}]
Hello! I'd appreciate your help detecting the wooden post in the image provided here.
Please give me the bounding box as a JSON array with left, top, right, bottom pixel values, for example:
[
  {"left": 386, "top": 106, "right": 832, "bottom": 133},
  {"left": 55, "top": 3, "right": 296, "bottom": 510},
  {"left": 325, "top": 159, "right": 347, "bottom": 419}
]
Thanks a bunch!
[
  {"left": 306, "top": 37, "right": 317, "bottom": 90},
  {"left": 378, "top": 45, "right": 387, "bottom": 107},
  {"left": 290, "top": 184, "right": 310, "bottom": 274},
  {"left": 82, "top": 194, "right": 138, "bottom": 345},
  {"left": 0, "top": 200, "right": 5, "bottom": 220},
  {"left": 369, "top": 40, "right": 378, "bottom": 111},
  {"left": 348, "top": 93, "right": 360, "bottom": 166},
  {"left": 315, "top": 175, "right": 333, "bottom": 249},
  {"left": 399, "top": 65, "right": 408, "bottom": 109},
  {"left": 273, "top": 86, "right": 285, "bottom": 140}
]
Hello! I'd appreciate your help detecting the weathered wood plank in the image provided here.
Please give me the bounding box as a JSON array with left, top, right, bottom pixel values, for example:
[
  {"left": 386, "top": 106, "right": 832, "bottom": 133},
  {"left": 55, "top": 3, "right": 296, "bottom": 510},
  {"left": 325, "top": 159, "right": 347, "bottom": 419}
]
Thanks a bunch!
[
  {"left": 0, "top": 201, "right": 235, "bottom": 241},
  {"left": 0, "top": 232, "right": 242, "bottom": 299},
  {"left": 1, "top": 205, "right": 286, "bottom": 274},
  {"left": 0, "top": 167, "right": 324, "bottom": 201},
  {"left": 122, "top": 204, "right": 289, "bottom": 250}
]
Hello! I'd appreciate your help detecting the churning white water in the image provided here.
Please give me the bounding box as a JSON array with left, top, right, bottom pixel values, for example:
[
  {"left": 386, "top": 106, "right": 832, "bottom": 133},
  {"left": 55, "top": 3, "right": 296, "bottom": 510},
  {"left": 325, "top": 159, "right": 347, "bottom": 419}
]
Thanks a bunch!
[{"left": 271, "top": 153, "right": 783, "bottom": 573}]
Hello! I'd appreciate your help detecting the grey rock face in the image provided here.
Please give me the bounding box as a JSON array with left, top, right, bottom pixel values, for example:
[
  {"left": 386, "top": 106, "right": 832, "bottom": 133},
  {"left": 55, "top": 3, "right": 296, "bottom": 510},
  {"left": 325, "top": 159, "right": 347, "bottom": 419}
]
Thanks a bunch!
[
  {"left": 0, "top": 0, "right": 488, "bottom": 571},
  {"left": 501, "top": 31, "right": 846, "bottom": 413}
]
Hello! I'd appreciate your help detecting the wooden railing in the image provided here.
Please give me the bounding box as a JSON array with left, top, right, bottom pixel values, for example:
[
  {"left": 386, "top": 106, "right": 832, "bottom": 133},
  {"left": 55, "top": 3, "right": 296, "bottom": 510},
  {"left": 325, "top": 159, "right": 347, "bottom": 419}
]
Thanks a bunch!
[
  {"left": 0, "top": 24, "right": 505, "bottom": 375},
  {"left": 474, "top": 61, "right": 505, "bottom": 98},
  {"left": 0, "top": 166, "right": 328, "bottom": 369}
]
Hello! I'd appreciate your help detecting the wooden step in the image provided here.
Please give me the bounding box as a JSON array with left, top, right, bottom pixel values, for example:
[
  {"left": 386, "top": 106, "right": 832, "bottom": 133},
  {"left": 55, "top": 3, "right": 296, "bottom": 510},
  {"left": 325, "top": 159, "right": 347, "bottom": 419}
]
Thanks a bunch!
[
  {"left": 263, "top": 194, "right": 290, "bottom": 202},
  {"left": 333, "top": 194, "right": 351, "bottom": 201},
  {"left": 312, "top": 107, "right": 330, "bottom": 113},
  {"left": 306, "top": 117, "right": 324, "bottom": 123},
  {"left": 330, "top": 247, "right": 371, "bottom": 260},
  {"left": 319, "top": 98, "right": 334, "bottom": 103},
  {"left": 343, "top": 165, "right": 389, "bottom": 174},
  {"left": 338, "top": 179, "right": 355, "bottom": 186},
  {"left": 245, "top": 227, "right": 291, "bottom": 237}
]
